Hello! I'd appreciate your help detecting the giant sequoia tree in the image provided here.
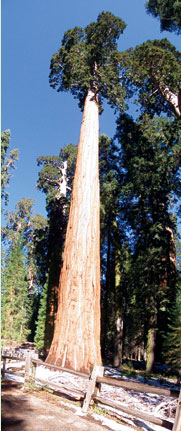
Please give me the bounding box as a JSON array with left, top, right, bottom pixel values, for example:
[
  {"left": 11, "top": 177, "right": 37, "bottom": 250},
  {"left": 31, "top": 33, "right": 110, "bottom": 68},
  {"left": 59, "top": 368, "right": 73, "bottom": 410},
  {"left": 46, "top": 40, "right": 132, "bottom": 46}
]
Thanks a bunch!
[
  {"left": 46, "top": 12, "right": 126, "bottom": 372},
  {"left": 120, "top": 39, "right": 181, "bottom": 118},
  {"left": 145, "top": 0, "right": 181, "bottom": 34},
  {"left": 115, "top": 113, "right": 180, "bottom": 370},
  {"left": 35, "top": 144, "right": 77, "bottom": 349}
]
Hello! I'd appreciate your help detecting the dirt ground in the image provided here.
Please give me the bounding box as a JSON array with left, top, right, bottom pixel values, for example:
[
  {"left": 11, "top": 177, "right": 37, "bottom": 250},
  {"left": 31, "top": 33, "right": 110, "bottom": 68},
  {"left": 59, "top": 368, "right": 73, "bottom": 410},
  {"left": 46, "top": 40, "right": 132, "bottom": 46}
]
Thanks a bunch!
[{"left": 1, "top": 379, "right": 109, "bottom": 431}]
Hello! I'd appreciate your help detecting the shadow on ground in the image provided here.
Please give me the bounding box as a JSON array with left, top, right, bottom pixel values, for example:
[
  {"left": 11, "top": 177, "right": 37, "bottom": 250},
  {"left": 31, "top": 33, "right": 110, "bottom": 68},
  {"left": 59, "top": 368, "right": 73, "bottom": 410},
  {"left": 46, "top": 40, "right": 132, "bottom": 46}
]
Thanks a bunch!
[{"left": 1, "top": 380, "right": 32, "bottom": 431}]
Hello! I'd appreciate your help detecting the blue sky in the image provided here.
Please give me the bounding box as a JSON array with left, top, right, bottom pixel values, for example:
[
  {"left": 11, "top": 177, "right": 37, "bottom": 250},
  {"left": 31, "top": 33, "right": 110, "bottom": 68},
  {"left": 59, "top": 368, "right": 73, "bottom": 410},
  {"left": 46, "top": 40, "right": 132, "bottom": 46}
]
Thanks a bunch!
[{"left": 2, "top": 0, "right": 180, "bottom": 221}]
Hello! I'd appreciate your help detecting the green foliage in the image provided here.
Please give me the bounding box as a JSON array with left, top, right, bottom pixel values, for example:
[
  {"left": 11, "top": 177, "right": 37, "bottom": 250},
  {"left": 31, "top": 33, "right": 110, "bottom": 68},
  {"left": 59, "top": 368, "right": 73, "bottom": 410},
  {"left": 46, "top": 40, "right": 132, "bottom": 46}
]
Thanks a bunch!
[
  {"left": 163, "top": 286, "right": 181, "bottom": 371},
  {"left": 115, "top": 113, "right": 180, "bottom": 363},
  {"left": 34, "top": 281, "right": 48, "bottom": 350},
  {"left": 37, "top": 144, "right": 77, "bottom": 204},
  {"left": 2, "top": 198, "right": 47, "bottom": 345},
  {"left": 1, "top": 239, "right": 31, "bottom": 345},
  {"left": 99, "top": 135, "right": 127, "bottom": 362},
  {"left": 2, "top": 198, "right": 35, "bottom": 246},
  {"left": 2, "top": 198, "right": 47, "bottom": 293},
  {"left": 121, "top": 361, "right": 137, "bottom": 377},
  {"left": 1, "top": 130, "right": 18, "bottom": 206},
  {"left": 116, "top": 114, "right": 180, "bottom": 227},
  {"left": 120, "top": 39, "right": 181, "bottom": 117},
  {"left": 35, "top": 143, "right": 77, "bottom": 349},
  {"left": 145, "top": 0, "right": 181, "bottom": 34},
  {"left": 49, "top": 11, "right": 126, "bottom": 111},
  {"left": 89, "top": 404, "right": 108, "bottom": 417}
]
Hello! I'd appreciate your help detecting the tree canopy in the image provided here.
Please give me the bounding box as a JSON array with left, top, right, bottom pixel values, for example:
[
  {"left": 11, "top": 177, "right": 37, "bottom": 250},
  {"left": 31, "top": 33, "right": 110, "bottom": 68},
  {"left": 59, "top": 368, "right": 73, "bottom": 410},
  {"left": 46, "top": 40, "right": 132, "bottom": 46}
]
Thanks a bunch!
[
  {"left": 120, "top": 39, "right": 181, "bottom": 117},
  {"left": 1, "top": 238, "right": 31, "bottom": 345},
  {"left": 115, "top": 112, "right": 180, "bottom": 368},
  {"left": 49, "top": 11, "right": 126, "bottom": 111},
  {"left": 1, "top": 130, "right": 18, "bottom": 207},
  {"left": 145, "top": 0, "right": 181, "bottom": 34},
  {"left": 2, "top": 6, "right": 181, "bottom": 375}
]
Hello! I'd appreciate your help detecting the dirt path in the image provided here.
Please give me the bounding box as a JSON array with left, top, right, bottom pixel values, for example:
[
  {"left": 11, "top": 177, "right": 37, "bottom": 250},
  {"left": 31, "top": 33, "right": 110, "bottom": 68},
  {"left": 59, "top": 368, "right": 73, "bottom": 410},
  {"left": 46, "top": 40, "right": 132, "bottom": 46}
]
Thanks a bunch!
[{"left": 1, "top": 379, "right": 108, "bottom": 431}]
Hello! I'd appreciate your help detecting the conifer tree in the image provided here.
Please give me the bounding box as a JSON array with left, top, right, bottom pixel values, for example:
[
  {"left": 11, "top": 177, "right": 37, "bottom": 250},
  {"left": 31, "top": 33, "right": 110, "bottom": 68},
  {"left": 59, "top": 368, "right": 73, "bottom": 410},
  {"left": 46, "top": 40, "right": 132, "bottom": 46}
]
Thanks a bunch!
[
  {"left": 46, "top": 12, "right": 126, "bottom": 372},
  {"left": 35, "top": 144, "right": 77, "bottom": 349},
  {"left": 163, "top": 286, "right": 181, "bottom": 378},
  {"left": 115, "top": 113, "right": 180, "bottom": 370},
  {"left": 34, "top": 281, "right": 48, "bottom": 351},
  {"left": 145, "top": 0, "right": 181, "bottom": 34},
  {"left": 1, "top": 130, "right": 18, "bottom": 207},
  {"left": 163, "top": 240, "right": 181, "bottom": 378},
  {"left": 2, "top": 198, "right": 47, "bottom": 344},
  {"left": 1, "top": 239, "right": 30, "bottom": 345},
  {"left": 2, "top": 198, "right": 47, "bottom": 293},
  {"left": 120, "top": 39, "right": 181, "bottom": 117},
  {"left": 99, "top": 134, "right": 127, "bottom": 365}
]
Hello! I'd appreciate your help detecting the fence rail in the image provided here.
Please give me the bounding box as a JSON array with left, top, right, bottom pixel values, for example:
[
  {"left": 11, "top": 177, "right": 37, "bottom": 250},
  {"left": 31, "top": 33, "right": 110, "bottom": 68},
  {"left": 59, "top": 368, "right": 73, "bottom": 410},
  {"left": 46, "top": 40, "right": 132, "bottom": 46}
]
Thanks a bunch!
[
  {"left": 35, "top": 377, "right": 85, "bottom": 400},
  {"left": 32, "top": 358, "right": 89, "bottom": 379},
  {"left": 1, "top": 352, "right": 180, "bottom": 431},
  {"left": 95, "top": 395, "right": 173, "bottom": 430},
  {"left": 96, "top": 374, "right": 179, "bottom": 398}
]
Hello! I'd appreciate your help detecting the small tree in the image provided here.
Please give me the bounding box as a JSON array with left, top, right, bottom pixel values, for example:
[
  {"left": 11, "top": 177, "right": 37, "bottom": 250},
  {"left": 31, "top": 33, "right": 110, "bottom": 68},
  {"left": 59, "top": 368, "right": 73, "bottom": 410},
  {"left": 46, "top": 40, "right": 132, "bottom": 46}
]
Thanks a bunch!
[
  {"left": 34, "top": 281, "right": 48, "bottom": 351},
  {"left": 1, "top": 239, "right": 30, "bottom": 345},
  {"left": 2, "top": 198, "right": 47, "bottom": 343},
  {"left": 1, "top": 130, "right": 18, "bottom": 207},
  {"left": 46, "top": 12, "right": 126, "bottom": 372}
]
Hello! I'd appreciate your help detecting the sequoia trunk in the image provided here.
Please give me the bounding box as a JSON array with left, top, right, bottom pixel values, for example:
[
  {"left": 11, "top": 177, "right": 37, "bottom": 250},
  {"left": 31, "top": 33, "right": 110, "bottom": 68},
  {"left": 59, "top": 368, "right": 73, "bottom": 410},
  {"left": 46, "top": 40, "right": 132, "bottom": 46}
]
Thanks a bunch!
[{"left": 46, "top": 90, "right": 102, "bottom": 372}]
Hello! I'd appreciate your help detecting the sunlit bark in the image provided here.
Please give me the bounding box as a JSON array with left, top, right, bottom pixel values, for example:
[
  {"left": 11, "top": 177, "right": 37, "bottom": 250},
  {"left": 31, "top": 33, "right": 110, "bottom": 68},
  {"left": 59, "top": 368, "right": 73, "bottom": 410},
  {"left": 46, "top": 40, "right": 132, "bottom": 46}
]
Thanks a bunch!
[
  {"left": 46, "top": 89, "right": 102, "bottom": 372},
  {"left": 159, "top": 86, "right": 181, "bottom": 117}
]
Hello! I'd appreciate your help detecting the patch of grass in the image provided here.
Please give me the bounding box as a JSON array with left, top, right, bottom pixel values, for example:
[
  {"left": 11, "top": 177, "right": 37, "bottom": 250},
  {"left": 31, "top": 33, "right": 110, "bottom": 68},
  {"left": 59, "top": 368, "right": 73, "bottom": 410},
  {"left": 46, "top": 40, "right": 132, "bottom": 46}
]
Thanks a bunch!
[
  {"left": 89, "top": 402, "right": 141, "bottom": 430},
  {"left": 121, "top": 361, "right": 137, "bottom": 377},
  {"left": 23, "top": 378, "right": 44, "bottom": 392},
  {"left": 89, "top": 403, "right": 108, "bottom": 416}
]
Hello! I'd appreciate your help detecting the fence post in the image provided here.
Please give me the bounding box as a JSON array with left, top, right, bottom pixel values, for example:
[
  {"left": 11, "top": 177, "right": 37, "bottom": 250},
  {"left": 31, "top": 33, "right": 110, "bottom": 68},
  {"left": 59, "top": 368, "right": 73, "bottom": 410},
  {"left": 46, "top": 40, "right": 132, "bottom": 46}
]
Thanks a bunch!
[
  {"left": 24, "top": 351, "right": 32, "bottom": 388},
  {"left": 31, "top": 357, "right": 38, "bottom": 381},
  {"left": 82, "top": 365, "right": 104, "bottom": 413},
  {"left": 173, "top": 391, "right": 181, "bottom": 431},
  {"left": 93, "top": 366, "right": 104, "bottom": 398}
]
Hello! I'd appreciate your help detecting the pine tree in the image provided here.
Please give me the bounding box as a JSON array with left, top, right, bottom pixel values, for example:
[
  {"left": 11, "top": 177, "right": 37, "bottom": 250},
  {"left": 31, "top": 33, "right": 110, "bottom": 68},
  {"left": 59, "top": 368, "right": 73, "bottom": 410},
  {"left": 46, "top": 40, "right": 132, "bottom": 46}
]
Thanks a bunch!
[
  {"left": 2, "top": 199, "right": 47, "bottom": 344},
  {"left": 34, "top": 281, "right": 48, "bottom": 351},
  {"left": 1, "top": 239, "right": 30, "bottom": 345},
  {"left": 1, "top": 130, "right": 18, "bottom": 207}
]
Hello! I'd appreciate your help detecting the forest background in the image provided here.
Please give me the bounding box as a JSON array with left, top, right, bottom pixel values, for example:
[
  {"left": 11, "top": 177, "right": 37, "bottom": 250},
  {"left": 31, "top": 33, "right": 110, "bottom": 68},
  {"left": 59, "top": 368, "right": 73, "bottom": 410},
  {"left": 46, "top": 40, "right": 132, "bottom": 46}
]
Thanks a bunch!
[{"left": 1, "top": 0, "right": 181, "bottom": 374}]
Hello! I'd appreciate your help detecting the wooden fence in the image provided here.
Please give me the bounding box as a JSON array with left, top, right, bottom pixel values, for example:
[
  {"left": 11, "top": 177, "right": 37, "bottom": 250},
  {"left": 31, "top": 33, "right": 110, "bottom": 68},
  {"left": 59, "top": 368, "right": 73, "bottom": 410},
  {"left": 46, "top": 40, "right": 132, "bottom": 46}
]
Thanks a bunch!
[{"left": 1, "top": 351, "right": 180, "bottom": 431}]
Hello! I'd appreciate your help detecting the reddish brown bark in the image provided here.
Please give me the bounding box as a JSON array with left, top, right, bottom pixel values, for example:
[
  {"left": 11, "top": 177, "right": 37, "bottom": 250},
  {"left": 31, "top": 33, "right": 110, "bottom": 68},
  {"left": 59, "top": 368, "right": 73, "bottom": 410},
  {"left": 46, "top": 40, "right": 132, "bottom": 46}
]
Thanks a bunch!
[{"left": 46, "top": 90, "right": 102, "bottom": 372}]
